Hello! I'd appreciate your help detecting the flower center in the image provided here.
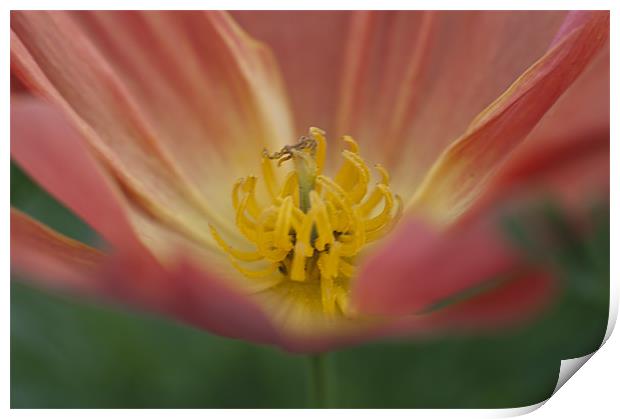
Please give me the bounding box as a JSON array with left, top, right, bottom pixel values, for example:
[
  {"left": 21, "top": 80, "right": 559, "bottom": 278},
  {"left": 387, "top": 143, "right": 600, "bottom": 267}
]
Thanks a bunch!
[{"left": 210, "top": 127, "right": 402, "bottom": 316}]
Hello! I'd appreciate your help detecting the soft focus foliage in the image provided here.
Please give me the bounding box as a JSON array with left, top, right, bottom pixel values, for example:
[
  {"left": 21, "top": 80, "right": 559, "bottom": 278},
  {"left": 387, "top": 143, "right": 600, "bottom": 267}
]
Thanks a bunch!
[{"left": 11, "top": 164, "right": 608, "bottom": 408}]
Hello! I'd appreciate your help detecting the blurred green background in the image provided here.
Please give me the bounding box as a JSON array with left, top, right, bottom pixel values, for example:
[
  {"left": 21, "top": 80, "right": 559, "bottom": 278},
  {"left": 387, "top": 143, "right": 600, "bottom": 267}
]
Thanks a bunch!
[{"left": 10, "top": 162, "right": 609, "bottom": 408}]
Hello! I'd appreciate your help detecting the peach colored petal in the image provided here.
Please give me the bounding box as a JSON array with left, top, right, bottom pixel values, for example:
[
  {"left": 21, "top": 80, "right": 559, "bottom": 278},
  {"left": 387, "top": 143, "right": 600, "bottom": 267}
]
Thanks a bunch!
[
  {"left": 353, "top": 216, "right": 520, "bottom": 316},
  {"left": 109, "top": 258, "right": 283, "bottom": 345},
  {"left": 415, "top": 271, "right": 555, "bottom": 331},
  {"left": 11, "top": 195, "right": 562, "bottom": 353},
  {"left": 12, "top": 199, "right": 553, "bottom": 353},
  {"left": 232, "top": 11, "right": 351, "bottom": 138},
  {"left": 11, "top": 96, "right": 137, "bottom": 248},
  {"left": 10, "top": 20, "right": 215, "bottom": 246},
  {"left": 458, "top": 47, "right": 610, "bottom": 220},
  {"left": 365, "top": 272, "right": 554, "bottom": 347},
  {"left": 9, "top": 98, "right": 381, "bottom": 351},
  {"left": 513, "top": 43, "right": 609, "bottom": 168},
  {"left": 10, "top": 209, "right": 380, "bottom": 352},
  {"left": 68, "top": 11, "right": 294, "bottom": 186},
  {"left": 11, "top": 209, "right": 285, "bottom": 347},
  {"left": 409, "top": 11, "right": 609, "bottom": 224},
  {"left": 468, "top": 130, "right": 609, "bottom": 221},
  {"left": 335, "top": 11, "right": 567, "bottom": 179},
  {"left": 234, "top": 11, "right": 568, "bottom": 179},
  {"left": 354, "top": 121, "right": 608, "bottom": 318},
  {"left": 11, "top": 209, "right": 105, "bottom": 294},
  {"left": 11, "top": 11, "right": 293, "bottom": 245},
  {"left": 283, "top": 271, "right": 555, "bottom": 352},
  {"left": 551, "top": 10, "right": 596, "bottom": 46},
  {"left": 10, "top": 95, "right": 235, "bottom": 276}
]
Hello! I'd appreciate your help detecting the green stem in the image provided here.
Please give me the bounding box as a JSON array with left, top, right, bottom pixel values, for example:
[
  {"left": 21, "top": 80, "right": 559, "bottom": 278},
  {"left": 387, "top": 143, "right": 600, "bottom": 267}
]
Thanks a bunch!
[{"left": 307, "top": 353, "right": 328, "bottom": 408}]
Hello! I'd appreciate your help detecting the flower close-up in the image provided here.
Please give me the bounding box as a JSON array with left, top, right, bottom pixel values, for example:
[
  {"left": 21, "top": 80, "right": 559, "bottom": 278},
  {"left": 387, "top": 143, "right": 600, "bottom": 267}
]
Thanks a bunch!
[{"left": 11, "top": 8, "right": 609, "bottom": 362}]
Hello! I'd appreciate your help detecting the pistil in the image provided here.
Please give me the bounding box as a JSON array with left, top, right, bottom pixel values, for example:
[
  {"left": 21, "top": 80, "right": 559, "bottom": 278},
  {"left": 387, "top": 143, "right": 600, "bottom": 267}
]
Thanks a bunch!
[{"left": 263, "top": 136, "right": 318, "bottom": 213}]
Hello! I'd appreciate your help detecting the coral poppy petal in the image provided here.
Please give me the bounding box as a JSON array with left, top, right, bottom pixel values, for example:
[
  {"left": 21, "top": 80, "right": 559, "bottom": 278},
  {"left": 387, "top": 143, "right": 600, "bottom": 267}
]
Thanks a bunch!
[
  {"left": 507, "top": 44, "right": 609, "bottom": 179},
  {"left": 294, "top": 271, "right": 555, "bottom": 352},
  {"left": 11, "top": 11, "right": 294, "bottom": 239},
  {"left": 11, "top": 209, "right": 283, "bottom": 345},
  {"left": 353, "top": 216, "right": 518, "bottom": 316},
  {"left": 11, "top": 98, "right": 285, "bottom": 346},
  {"left": 409, "top": 11, "right": 609, "bottom": 223},
  {"left": 354, "top": 127, "right": 608, "bottom": 317},
  {"left": 104, "top": 256, "right": 283, "bottom": 345},
  {"left": 426, "top": 271, "right": 555, "bottom": 329},
  {"left": 335, "top": 11, "right": 567, "bottom": 185},
  {"left": 10, "top": 96, "right": 137, "bottom": 247},
  {"left": 232, "top": 11, "right": 351, "bottom": 136},
  {"left": 470, "top": 130, "right": 609, "bottom": 219},
  {"left": 383, "top": 271, "right": 555, "bottom": 338},
  {"left": 11, "top": 209, "right": 105, "bottom": 294}
]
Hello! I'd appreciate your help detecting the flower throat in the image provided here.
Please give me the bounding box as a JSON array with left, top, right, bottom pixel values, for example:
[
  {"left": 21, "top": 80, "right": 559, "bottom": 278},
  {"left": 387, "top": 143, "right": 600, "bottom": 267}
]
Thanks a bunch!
[{"left": 210, "top": 127, "right": 402, "bottom": 316}]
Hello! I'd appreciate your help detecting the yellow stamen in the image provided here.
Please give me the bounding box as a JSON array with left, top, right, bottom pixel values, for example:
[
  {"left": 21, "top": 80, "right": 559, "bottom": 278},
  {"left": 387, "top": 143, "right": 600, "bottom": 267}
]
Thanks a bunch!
[
  {"left": 310, "top": 191, "right": 334, "bottom": 251},
  {"left": 210, "top": 128, "right": 402, "bottom": 317},
  {"left": 256, "top": 208, "right": 288, "bottom": 262},
  {"left": 243, "top": 177, "right": 262, "bottom": 219},
  {"left": 274, "top": 196, "right": 294, "bottom": 250},
  {"left": 359, "top": 164, "right": 391, "bottom": 215},
  {"left": 209, "top": 225, "right": 263, "bottom": 262},
  {"left": 364, "top": 184, "right": 394, "bottom": 232},
  {"left": 261, "top": 156, "right": 279, "bottom": 201},
  {"left": 235, "top": 191, "right": 258, "bottom": 242},
  {"left": 341, "top": 150, "right": 370, "bottom": 203},
  {"left": 309, "top": 127, "right": 327, "bottom": 174}
]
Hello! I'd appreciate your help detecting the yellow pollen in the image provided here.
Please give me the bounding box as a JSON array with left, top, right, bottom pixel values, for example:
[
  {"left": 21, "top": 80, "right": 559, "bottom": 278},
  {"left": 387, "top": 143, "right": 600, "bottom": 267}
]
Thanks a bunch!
[{"left": 210, "top": 127, "right": 403, "bottom": 317}]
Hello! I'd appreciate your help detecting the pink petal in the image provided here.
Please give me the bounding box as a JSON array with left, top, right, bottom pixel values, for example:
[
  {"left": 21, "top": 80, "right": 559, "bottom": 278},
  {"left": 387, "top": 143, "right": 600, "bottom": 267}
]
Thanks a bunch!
[
  {"left": 11, "top": 96, "right": 137, "bottom": 248},
  {"left": 106, "top": 256, "right": 283, "bottom": 345},
  {"left": 284, "top": 271, "right": 555, "bottom": 352},
  {"left": 11, "top": 209, "right": 105, "bottom": 294},
  {"left": 9, "top": 97, "right": 374, "bottom": 352},
  {"left": 393, "top": 271, "right": 556, "bottom": 333},
  {"left": 436, "top": 271, "right": 555, "bottom": 328},
  {"left": 467, "top": 42, "right": 609, "bottom": 219},
  {"left": 11, "top": 209, "right": 389, "bottom": 352},
  {"left": 353, "top": 215, "right": 520, "bottom": 316},
  {"left": 470, "top": 130, "right": 609, "bottom": 221},
  {"left": 11, "top": 11, "right": 294, "bottom": 239},
  {"left": 10, "top": 206, "right": 558, "bottom": 353},
  {"left": 335, "top": 11, "right": 568, "bottom": 186},
  {"left": 409, "top": 11, "right": 609, "bottom": 223},
  {"left": 11, "top": 208, "right": 285, "bottom": 346},
  {"left": 354, "top": 109, "right": 608, "bottom": 317},
  {"left": 509, "top": 43, "right": 609, "bottom": 173},
  {"left": 234, "top": 12, "right": 568, "bottom": 180},
  {"left": 232, "top": 11, "right": 351, "bottom": 138},
  {"left": 11, "top": 97, "right": 288, "bottom": 347}
]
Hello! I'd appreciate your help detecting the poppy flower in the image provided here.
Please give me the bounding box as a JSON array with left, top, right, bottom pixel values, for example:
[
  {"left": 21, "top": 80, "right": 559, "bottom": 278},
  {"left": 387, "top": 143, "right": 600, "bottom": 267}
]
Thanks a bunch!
[{"left": 10, "top": 10, "right": 609, "bottom": 352}]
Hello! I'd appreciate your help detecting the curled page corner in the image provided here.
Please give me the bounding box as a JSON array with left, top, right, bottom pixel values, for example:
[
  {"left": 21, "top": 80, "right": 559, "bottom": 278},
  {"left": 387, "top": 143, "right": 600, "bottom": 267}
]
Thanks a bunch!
[
  {"left": 553, "top": 353, "right": 595, "bottom": 394},
  {"left": 491, "top": 353, "right": 596, "bottom": 418},
  {"left": 495, "top": 401, "right": 545, "bottom": 417},
  {"left": 540, "top": 286, "right": 619, "bottom": 407}
]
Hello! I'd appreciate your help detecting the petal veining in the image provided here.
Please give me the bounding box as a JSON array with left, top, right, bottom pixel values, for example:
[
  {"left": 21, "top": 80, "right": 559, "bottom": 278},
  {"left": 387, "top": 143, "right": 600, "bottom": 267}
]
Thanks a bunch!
[
  {"left": 408, "top": 11, "right": 609, "bottom": 224},
  {"left": 11, "top": 11, "right": 295, "bottom": 247}
]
